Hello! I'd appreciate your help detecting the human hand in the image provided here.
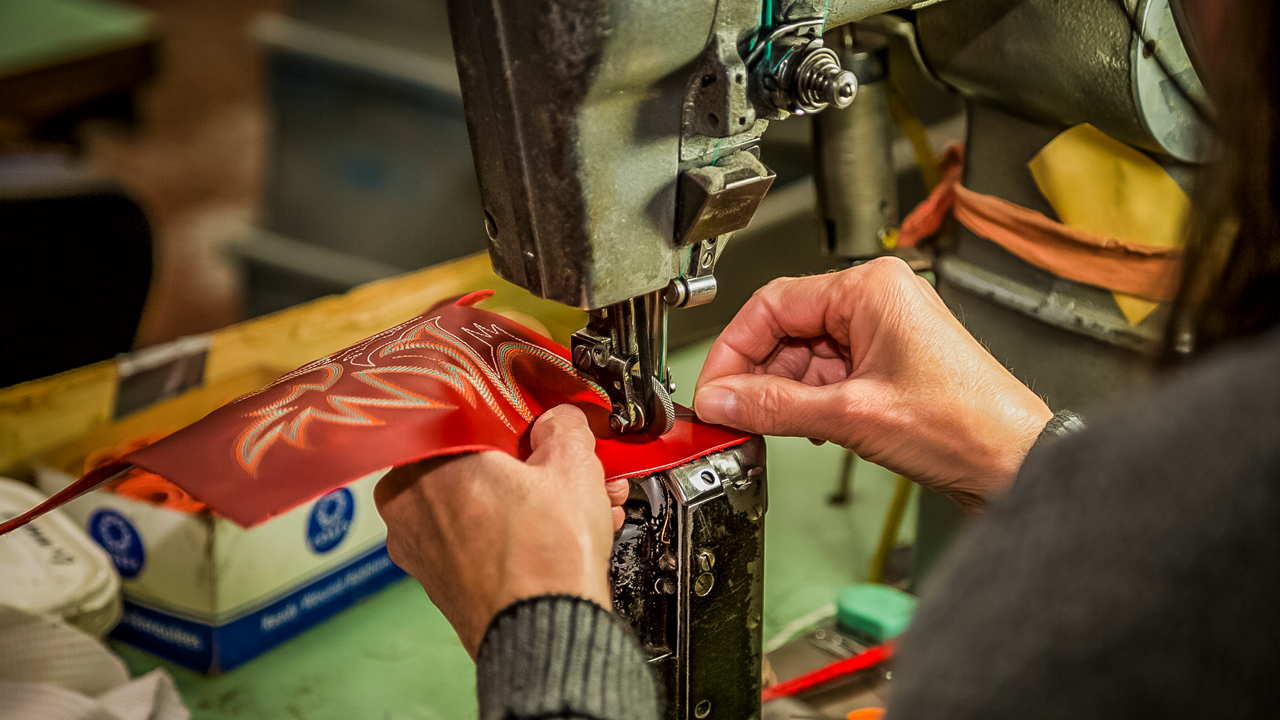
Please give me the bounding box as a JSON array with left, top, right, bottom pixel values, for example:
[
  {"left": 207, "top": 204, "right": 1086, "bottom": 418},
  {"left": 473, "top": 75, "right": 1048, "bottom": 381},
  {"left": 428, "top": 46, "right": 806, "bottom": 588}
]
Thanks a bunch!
[
  {"left": 693, "top": 258, "right": 1052, "bottom": 511},
  {"left": 374, "top": 405, "right": 629, "bottom": 657}
]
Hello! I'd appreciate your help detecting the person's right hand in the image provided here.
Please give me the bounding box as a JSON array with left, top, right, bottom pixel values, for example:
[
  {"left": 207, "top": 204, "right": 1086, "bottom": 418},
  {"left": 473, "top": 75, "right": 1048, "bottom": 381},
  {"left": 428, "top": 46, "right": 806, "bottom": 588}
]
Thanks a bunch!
[
  {"left": 373, "top": 405, "right": 626, "bottom": 658},
  {"left": 693, "top": 258, "right": 1053, "bottom": 511}
]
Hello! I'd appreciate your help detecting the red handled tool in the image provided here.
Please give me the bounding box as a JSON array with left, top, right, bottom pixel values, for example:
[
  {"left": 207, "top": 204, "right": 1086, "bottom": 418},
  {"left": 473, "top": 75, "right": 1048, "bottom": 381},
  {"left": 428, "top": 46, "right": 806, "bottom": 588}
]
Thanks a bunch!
[{"left": 762, "top": 643, "right": 894, "bottom": 703}]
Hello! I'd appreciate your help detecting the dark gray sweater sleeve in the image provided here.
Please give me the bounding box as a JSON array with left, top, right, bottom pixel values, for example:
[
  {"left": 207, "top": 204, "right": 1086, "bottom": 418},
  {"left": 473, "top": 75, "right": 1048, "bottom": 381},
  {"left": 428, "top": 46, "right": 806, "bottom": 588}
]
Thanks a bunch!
[
  {"left": 886, "top": 330, "right": 1280, "bottom": 719},
  {"left": 1031, "top": 409, "right": 1086, "bottom": 449},
  {"left": 475, "top": 595, "right": 662, "bottom": 720}
]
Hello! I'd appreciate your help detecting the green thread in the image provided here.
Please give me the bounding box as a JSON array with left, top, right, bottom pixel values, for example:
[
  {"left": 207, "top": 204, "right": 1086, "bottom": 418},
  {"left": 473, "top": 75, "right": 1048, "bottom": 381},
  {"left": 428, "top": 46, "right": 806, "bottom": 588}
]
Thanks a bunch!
[
  {"left": 765, "top": 0, "right": 773, "bottom": 58},
  {"left": 710, "top": 138, "right": 726, "bottom": 166},
  {"left": 750, "top": 0, "right": 761, "bottom": 50},
  {"left": 822, "top": 0, "right": 830, "bottom": 31},
  {"left": 776, "top": 44, "right": 796, "bottom": 69}
]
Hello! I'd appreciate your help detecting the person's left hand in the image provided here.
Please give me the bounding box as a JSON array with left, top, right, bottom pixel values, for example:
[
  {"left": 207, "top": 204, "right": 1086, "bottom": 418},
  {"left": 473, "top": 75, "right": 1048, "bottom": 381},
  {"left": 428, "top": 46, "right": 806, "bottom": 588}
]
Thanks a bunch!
[{"left": 374, "top": 404, "right": 629, "bottom": 658}]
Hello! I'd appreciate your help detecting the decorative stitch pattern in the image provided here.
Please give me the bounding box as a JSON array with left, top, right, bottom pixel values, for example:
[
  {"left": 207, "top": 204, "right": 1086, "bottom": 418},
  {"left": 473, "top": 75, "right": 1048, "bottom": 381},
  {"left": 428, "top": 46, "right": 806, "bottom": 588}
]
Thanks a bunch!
[
  {"left": 232, "top": 311, "right": 609, "bottom": 475},
  {"left": 235, "top": 364, "right": 452, "bottom": 474},
  {"left": 495, "top": 342, "right": 612, "bottom": 406}
]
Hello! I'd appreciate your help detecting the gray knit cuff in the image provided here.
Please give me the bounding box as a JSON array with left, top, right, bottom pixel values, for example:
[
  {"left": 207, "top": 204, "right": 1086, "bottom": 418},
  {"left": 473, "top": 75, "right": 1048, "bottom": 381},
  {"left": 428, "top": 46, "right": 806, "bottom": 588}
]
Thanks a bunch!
[
  {"left": 476, "top": 595, "right": 661, "bottom": 720},
  {"left": 1032, "top": 409, "right": 1086, "bottom": 451}
]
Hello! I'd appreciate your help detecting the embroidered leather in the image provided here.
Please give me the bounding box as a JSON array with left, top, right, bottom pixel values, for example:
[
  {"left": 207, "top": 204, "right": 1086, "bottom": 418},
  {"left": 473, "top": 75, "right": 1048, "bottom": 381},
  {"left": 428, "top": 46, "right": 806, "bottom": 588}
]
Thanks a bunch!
[{"left": 0, "top": 294, "right": 750, "bottom": 532}]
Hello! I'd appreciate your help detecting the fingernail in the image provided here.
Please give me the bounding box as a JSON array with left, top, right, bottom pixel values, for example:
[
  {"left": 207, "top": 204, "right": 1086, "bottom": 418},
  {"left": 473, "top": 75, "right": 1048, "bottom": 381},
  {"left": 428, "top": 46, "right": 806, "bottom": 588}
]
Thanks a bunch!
[
  {"left": 694, "top": 386, "right": 737, "bottom": 425},
  {"left": 544, "top": 404, "right": 585, "bottom": 423}
]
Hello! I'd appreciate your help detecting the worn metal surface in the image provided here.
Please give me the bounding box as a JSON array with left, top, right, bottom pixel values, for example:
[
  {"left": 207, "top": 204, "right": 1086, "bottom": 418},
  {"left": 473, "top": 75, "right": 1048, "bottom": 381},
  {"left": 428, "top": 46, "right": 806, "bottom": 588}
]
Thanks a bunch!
[
  {"left": 676, "top": 151, "right": 777, "bottom": 248},
  {"left": 821, "top": 0, "right": 946, "bottom": 27},
  {"left": 915, "top": 0, "right": 1208, "bottom": 162},
  {"left": 448, "top": 0, "right": 720, "bottom": 309},
  {"left": 938, "top": 255, "right": 1164, "bottom": 353},
  {"left": 445, "top": 0, "right": 915, "bottom": 310},
  {"left": 612, "top": 437, "right": 768, "bottom": 720},
  {"left": 814, "top": 27, "right": 897, "bottom": 261},
  {"left": 1131, "top": 0, "right": 1210, "bottom": 161}
]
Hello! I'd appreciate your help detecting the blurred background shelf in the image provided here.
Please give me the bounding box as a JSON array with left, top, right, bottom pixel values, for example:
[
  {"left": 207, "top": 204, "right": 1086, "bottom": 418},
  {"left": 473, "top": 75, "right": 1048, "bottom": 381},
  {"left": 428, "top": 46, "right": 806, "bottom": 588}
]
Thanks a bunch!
[{"left": 241, "top": 5, "right": 485, "bottom": 318}]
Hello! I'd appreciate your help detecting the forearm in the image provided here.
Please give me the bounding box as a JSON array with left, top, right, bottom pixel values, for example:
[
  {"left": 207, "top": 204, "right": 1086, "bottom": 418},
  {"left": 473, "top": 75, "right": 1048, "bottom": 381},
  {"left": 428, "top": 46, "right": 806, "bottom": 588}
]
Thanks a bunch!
[{"left": 476, "top": 595, "right": 661, "bottom": 720}]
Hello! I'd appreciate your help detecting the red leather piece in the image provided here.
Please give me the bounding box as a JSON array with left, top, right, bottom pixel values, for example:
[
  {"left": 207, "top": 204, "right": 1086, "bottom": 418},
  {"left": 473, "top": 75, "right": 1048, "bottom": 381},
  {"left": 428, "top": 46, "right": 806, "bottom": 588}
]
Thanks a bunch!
[{"left": 0, "top": 299, "right": 749, "bottom": 534}]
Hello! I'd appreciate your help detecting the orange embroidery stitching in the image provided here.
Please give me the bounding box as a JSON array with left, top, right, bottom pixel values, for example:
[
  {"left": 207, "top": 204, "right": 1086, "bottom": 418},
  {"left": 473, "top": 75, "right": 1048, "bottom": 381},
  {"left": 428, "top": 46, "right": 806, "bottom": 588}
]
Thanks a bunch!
[{"left": 233, "top": 312, "right": 609, "bottom": 475}]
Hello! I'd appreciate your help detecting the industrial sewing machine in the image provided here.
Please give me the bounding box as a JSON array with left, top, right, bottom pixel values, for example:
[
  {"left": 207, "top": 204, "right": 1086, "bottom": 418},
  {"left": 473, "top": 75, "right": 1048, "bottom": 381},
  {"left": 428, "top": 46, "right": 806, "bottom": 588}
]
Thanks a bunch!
[{"left": 443, "top": 0, "right": 1207, "bottom": 717}]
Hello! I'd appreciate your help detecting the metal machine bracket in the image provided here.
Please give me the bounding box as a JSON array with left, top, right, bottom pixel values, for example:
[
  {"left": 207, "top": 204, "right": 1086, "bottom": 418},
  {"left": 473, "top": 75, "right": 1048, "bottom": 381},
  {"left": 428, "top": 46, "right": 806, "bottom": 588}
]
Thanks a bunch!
[
  {"left": 665, "top": 456, "right": 730, "bottom": 507},
  {"left": 674, "top": 150, "right": 776, "bottom": 247},
  {"left": 683, "top": 31, "right": 756, "bottom": 139},
  {"left": 610, "top": 438, "right": 768, "bottom": 720},
  {"left": 665, "top": 149, "right": 775, "bottom": 316},
  {"left": 571, "top": 294, "right": 675, "bottom": 435}
]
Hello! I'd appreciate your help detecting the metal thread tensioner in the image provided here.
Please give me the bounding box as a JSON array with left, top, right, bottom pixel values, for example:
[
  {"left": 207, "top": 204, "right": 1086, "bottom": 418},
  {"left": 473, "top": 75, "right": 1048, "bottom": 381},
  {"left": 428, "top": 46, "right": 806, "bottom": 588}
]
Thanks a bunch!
[{"left": 794, "top": 47, "right": 858, "bottom": 112}]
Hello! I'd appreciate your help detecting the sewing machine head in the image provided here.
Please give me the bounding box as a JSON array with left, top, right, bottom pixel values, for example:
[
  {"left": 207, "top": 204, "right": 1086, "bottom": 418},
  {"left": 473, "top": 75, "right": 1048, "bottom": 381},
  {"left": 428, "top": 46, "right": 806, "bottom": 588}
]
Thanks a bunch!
[{"left": 443, "top": 0, "right": 901, "bottom": 437}]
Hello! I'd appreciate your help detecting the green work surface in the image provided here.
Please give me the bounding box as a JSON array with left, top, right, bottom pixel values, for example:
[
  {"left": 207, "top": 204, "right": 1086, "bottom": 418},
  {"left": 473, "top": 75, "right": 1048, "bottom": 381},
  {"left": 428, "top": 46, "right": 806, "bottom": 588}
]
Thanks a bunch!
[
  {"left": 117, "top": 337, "right": 916, "bottom": 719},
  {"left": 0, "top": 0, "right": 151, "bottom": 77}
]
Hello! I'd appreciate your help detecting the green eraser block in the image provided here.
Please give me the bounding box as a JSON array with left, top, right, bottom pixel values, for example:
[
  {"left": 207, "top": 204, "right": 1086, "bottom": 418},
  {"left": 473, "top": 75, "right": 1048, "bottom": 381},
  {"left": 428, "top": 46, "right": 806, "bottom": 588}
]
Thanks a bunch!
[{"left": 835, "top": 583, "right": 917, "bottom": 642}]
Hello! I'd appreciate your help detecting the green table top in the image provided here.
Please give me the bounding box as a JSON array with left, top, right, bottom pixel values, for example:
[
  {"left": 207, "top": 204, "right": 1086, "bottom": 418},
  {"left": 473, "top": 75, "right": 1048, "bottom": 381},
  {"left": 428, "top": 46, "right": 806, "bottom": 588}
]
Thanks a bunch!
[
  {"left": 117, "top": 337, "right": 916, "bottom": 719},
  {"left": 0, "top": 0, "right": 151, "bottom": 78}
]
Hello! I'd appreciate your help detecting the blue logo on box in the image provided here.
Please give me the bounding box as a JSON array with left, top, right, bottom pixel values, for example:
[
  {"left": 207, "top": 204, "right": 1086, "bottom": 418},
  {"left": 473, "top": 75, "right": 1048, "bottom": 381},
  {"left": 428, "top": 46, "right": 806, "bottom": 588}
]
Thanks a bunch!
[
  {"left": 89, "top": 508, "right": 145, "bottom": 578},
  {"left": 307, "top": 488, "right": 353, "bottom": 553}
]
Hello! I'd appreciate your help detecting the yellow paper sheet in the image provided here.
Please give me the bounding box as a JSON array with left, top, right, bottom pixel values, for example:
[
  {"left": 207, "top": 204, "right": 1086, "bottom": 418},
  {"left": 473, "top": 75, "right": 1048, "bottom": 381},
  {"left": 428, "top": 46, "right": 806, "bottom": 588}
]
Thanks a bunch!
[{"left": 1028, "top": 124, "right": 1190, "bottom": 324}]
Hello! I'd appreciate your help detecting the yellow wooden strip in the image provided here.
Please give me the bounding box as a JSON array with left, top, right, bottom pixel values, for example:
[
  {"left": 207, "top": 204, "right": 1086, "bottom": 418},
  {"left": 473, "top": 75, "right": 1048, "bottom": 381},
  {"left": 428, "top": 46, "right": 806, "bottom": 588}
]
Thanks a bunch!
[
  {"left": 205, "top": 253, "right": 586, "bottom": 384},
  {"left": 0, "top": 361, "right": 117, "bottom": 477},
  {"left": 38, "top": 367, "right": 283, "bottom": 478}
]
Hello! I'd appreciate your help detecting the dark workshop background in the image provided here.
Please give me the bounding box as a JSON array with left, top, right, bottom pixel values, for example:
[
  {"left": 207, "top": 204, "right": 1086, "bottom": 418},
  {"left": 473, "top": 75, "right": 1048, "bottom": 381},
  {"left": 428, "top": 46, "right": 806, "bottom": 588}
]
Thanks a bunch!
[{"left": 90, "top": 0, "right": 284, "bottom": 347}]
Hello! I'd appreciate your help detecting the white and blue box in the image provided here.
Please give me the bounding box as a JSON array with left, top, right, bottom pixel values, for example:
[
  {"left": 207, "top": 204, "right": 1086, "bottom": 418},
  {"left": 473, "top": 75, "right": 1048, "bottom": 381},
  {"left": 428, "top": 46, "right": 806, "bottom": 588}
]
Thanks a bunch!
[{"left": 34, "top": 372, "right": 404, "bottom": 673}]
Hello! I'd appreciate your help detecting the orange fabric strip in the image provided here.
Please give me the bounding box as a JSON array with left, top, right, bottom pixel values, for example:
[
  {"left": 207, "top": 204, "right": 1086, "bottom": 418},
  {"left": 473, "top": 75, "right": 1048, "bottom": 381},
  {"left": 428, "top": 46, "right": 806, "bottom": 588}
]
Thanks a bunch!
[
  {"left": 898, "top": 145, "right": 1183, "bottom": 303},
  {"left": 899, "top": 145, "right": 965, "bottom": 248},
  {"left": 951, "top": 185, "right": 1182, "bottom": 302}
]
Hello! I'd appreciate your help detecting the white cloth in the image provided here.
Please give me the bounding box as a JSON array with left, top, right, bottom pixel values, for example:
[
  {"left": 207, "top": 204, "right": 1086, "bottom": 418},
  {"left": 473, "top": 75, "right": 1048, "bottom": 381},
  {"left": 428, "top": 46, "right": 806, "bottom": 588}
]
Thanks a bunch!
[{"left": 0, "top": 605, "right": 188, "bottom": 720}]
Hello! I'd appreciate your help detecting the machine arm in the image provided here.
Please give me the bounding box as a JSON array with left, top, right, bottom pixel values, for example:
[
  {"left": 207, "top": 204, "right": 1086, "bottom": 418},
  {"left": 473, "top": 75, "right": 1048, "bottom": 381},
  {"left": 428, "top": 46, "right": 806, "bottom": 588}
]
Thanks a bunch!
[{"left": 446, "top": 0, "right": 921, "bottom": 434}]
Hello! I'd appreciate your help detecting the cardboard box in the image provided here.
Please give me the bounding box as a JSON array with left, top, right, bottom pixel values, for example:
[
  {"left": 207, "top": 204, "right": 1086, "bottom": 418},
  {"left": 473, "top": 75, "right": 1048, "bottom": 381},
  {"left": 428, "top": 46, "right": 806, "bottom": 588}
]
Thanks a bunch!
[{"left": 34, "top": 369, "right": 404, "bottom": 673}]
